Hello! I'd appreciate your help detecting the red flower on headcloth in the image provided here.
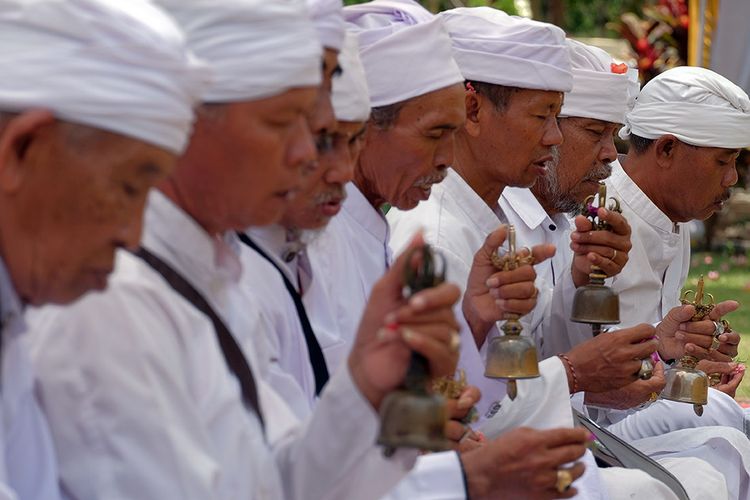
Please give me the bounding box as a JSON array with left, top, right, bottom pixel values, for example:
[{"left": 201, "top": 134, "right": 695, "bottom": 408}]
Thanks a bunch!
[{"left": 611, "top": 62, "right": 628, "bottom": 74}]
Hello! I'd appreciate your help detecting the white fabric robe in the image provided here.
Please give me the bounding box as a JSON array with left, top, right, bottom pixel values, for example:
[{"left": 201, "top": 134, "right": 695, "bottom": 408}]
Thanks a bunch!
[
  {"left": 387, "top": 168, "right": 730, "bottom": 500},
  {"left": 252, "top": 226, "right": 468, "bottom": 500},
  {"left": 0, "top": 257, "right": 61, "bottom": 500},
  {"left": 311, "top": 176, "right": 606, "bottom": 499},
  {"left": 27, "top": 190, "right": 414, "bottom": 500}
]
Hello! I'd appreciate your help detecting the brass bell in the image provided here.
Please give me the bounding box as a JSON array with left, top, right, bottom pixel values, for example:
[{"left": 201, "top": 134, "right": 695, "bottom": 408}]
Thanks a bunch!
[
  {"left": 660, "top": 276, "right": 713, "bottom": 416},
  {"left": 570, "top": 183, "right": 621, "bottom": 336},
  {"left": 661, "top": 355, "right": 708, "bottom": 416},
  {"left": 484, "top": 226, "right": 540, "bottom": 400},
  {"left": 377, "top": 389, "right": 451, "bottom": 457},
  {"left": 377, "top": 245, "right": 451, "bottom": 455}
]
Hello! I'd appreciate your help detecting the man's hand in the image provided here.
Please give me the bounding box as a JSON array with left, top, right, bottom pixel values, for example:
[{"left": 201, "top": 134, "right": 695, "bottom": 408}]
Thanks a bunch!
[
  {"left": 460, "top": 427, "right": 589, "bottom": 500},
  {"left": 349, "top": 233, "right": 461, "bottom": 410},
  {"left": 563, "top": 324, "right": 658, "bottom": 393},
  {"left": 696, "top": 360, "right": 745, "bottom": 398},
  {"left": 656, "top": 301, "right": 740, "bottom": 361},
  {"left": 584, "top": 362, "right": 666, "bottom": 410},
  {"left": 570, "top": 208, "right": 631, "bottom": 287},
  {"left": 462, "top": 225, "right": 555, "bottom": 348},
  {"left": 443, "top": 385, "right": 483, "bottom": 453}
]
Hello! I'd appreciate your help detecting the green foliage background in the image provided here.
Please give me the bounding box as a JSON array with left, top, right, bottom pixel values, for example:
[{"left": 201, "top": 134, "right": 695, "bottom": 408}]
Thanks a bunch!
[{"left": 342, "top": 0, "right": 649, "bottom": 37}]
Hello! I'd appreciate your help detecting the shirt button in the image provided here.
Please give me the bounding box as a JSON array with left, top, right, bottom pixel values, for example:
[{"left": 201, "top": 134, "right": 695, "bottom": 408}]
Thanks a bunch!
[{"left": 548, "top": 224, "right": 557, "bottom": 231}]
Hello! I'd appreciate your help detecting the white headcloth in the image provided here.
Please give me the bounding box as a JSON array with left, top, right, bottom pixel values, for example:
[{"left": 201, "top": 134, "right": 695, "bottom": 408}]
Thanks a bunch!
[
  {"left": 439, "top": 7, "right": 572, "bottom": 93},
  {"left": 560, "top": 39, "right": 633, "bottom": 124},
  {"left": 344, "top": 0, "right": 463, "bottom": 107},
  {"left": 332, "top": 33, "right": 370, "bottom": 122},
  {"left": 0, "top": 0, "right": 206, "bottom": 154},
  {"left": 306, "top": 0, "right": 345, "bottom": 51},
  {"left": 156, "top": 0, "right": 322, "bottom": 103},
  {"left": 620, "top": 66, "right": 750, "bottom": 149}
]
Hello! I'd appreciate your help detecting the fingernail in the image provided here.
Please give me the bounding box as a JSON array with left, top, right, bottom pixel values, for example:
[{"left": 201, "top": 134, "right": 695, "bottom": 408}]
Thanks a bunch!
[
  {"left": 675, "top": 332, "right": 685, "bottom": 340},
  {"left": 719, "top": 334, "right": 728, "bottom": 342},
  {"left": 571, "top": 233, "right": 580, "bottom": 241},
  {"left": 402, "top": 329, "right": 416, "bottom": 342},
  {"left": 495, "top": 299, "right": 506, "bottom": 308},
  {"left": 457, "top": 396, "right": 473, "bottom": 409},
  {"left": 410, "top": 295, "right": 427, "bottom": 310},
  {"left": 686, "top": 344, "right": 694, "bottom": 352},
  {"left": 486, "top": 277, "right": 499, "bottom": 288},
  {"left": 384, "top": 313, "right": 396, "bottom": 326}
]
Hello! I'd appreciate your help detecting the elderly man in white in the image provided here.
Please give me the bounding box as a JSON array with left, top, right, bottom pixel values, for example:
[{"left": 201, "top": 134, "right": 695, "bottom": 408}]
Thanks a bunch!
[
  {"left": 0, "top": 1, "right": 204, "bottom": 498},
  {"left": 27, "top": 2, "right": 465, "bottom": 500},
  {"left": 388, "top": 6, "right": 659, "bottom": 430}
]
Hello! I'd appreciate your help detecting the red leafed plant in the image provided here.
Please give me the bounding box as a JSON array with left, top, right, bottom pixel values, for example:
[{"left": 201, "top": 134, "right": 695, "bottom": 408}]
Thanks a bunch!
[{"left": 608, "top": 0, "right": 689, "bottom": 82}]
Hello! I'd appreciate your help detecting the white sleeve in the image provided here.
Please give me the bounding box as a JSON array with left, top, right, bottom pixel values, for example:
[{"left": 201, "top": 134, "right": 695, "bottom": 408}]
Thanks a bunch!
[
  {"left": 272, "top": 363, "right": 418, "bottom": 500},
  {"left": 379, "top": 453, "right": 466, "bottom": 500},
  {"left": 28, "top": 282, "right": 256, "bottom": 500}
]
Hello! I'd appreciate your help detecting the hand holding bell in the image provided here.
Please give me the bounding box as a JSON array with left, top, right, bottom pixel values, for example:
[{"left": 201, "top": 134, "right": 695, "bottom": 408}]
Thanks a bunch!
[{"left": 484, "top": 225, "right": 540, "bottom": 400}]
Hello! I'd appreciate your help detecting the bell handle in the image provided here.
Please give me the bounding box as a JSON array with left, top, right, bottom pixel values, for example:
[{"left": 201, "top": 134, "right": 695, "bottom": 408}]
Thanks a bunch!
[
  {"left": 403, "top": 352, "right": 431, "bottom": 393},
  {"left": 607, "top": 197, "right": 621, "bottom": 213}
]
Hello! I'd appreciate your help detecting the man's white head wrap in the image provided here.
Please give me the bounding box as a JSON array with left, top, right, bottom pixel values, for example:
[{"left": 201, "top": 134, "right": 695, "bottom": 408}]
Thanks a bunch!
[
  {"left": 306, "top": 0, "right": 345, "bottom": 51},
  {"left": 0, "top": 0, "right": 206, "bottom": 154},
  {"left": 332, "top": 33, "right": 370, "bottom": 122},
  {"left": 559, "top": 39, "right": 634, "bottom": 124},
  {"left": 156, "top": 0, "right": 322, "bottom": 103},
  {"left": 344, "top": 0, "right": 463, "bottom": 107},
  {"left": 620, "top": 66, "right": 750, "bottom": 149},
  {"left": 438, "top": 7, "right": 572, "bottom": 93}
]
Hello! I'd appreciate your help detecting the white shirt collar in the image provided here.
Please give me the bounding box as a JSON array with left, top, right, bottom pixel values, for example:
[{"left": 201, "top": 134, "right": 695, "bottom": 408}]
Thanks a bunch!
[
  {"left": 343, "top": 182, "right": 389, "bottom": 245},
  {"left": 441, "top": 168, "right": 502, "bottom": 235},
  {"left": 609, "top": 158, "right": 679, "bottom": 235},
  {"left": 500, "top": 186, "right": 551, "bottom": 231},
  {"left": 142, "top": 190, "right": 243, "bottom": 293}
]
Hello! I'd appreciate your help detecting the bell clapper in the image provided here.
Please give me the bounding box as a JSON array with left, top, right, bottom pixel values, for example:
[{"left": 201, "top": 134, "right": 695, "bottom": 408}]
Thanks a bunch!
[
  {"left": 377, "top": 245, "right": 453, "bottom": 456},
  {"left": 485, "top": 225, "right": 540, "bottom": 400},
  {"left": 661, "top": 276, "right": 712, "bottom": 415}
]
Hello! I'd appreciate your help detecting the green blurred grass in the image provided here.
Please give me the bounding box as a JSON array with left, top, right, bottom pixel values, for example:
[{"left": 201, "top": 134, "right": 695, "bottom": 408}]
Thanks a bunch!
[{"left": 685, "top": 251, "right": 750, "bottom": 400}]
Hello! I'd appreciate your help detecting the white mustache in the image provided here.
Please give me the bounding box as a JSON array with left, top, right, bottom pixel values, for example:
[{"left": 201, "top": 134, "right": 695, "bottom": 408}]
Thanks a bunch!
[{"left": 413, "top": 169, "right": 448, "bottom": 189}]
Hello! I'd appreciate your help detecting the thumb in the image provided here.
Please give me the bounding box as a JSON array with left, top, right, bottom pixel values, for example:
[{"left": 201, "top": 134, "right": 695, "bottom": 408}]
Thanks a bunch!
[
  {"left": 573, "top": 214, "right": 594, "bottom": 233},
  {"left": 385, "top": 231, "right": 426, "bottom": 295},
  {"left": 709, "top": 300, "right": 740, "bottom": 320},
  {"left": 476, "top": 225, "right": 508, "bottom": 265},
  {"left": 659, "top": 304, "right": 696, "bottom": 334},
  {"left": 529, "top": 243, "right": 556, "bottom": 264}
]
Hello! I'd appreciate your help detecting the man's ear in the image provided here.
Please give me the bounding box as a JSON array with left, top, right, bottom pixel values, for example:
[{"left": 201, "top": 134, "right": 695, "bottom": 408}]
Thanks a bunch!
[
  {"left": 0, "top": 109, "right": 56, "bottom": 194},
  {"left": 464, "top": 91, "right": 482, "bottom": 138},
  {"left": 654, "top": 134, "right": 678, "bottom": 169}
]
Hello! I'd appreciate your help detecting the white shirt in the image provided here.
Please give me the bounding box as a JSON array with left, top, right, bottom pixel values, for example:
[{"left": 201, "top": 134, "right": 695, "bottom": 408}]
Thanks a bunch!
[
  {"left": 28, "top": 190, "right": 414, "bottom": 500},
  {"left": 498, "top": 187, "right": 594, "bottom": 357},
  {"left": 307, "top": 182, "right": 390, "bottom": 362},
  {"left": 388, "top": 169, "right": 541, "bottom": 418},
  {"left": 0, "top": 257, "right": 60, "bottom": 500},
  {"left": 238, "top": 225, "right": 318, "bottom": 419},
  {"left": 387, "top": 169, "right": 606, "bottom": 500},
  {"left": 307, "top": 184, "right": 471, "bottom": 500},
  {"left": 606, "top": 160, "right": 689, "bottom": 328}
]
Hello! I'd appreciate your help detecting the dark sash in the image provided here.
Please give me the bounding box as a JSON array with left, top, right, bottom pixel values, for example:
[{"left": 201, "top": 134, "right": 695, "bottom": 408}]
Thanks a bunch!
[
  {"left": 237, "top": 233, "right": 330, "bottom": 395},
  {"left": 133, "top": 247, "right": 264, "bottom": 429}
]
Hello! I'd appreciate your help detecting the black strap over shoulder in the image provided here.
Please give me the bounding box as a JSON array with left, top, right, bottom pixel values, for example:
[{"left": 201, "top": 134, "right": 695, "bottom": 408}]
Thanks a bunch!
[
  {"left": 133, "top": 247, "right": 264, "bottom": 429},
  {"left": 237, "top": 233, "right": 330, "bottom": 395}
]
